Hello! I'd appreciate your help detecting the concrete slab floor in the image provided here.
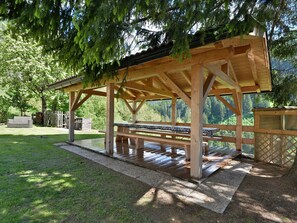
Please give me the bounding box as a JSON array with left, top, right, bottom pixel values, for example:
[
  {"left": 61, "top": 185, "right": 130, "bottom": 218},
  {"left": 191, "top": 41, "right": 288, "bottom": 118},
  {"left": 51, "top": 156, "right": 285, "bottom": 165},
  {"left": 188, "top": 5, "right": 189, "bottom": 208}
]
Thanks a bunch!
[{"left": 55, "top": 143, "right": 252, "bottom": 214}]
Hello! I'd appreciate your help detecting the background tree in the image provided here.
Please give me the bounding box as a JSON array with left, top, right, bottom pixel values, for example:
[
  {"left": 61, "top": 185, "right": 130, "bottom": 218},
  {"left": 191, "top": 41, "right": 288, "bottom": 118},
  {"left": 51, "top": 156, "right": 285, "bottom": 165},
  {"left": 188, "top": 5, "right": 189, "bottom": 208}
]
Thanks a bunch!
[
  {"left": 1, "top": 1, "right": 296, "bottom": 175},
  {"left": 0, "top": 26, "right": 71, "bottom": 118}
]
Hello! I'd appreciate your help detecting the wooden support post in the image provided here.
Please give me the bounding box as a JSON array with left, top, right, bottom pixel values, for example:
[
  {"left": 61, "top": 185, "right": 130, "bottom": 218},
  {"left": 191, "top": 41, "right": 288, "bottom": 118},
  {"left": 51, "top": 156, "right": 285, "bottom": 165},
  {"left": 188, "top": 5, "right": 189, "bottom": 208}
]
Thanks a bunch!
[
  {"left": 106, "top": 83, "right": 115, "bottom": 155},
  {"left": 172, "top": 97, "right": 177, "bottom": 126},
  {"left": 69, "top": 92, "right": 75, "bottom": 142},
  {"left": 235, "top": 93, "right": 243, "bottom": 151},
  {"left": 190, "top": 64, "right": 204, "bottom": 179},
  {"left": 132, "top": 101, "right": 137, "bottom": 123}
]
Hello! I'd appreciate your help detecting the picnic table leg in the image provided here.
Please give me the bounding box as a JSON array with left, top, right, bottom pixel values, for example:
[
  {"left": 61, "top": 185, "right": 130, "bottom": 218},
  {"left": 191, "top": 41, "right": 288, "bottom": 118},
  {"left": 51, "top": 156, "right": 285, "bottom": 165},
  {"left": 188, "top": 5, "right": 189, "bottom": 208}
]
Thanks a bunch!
[
  {"left": 171, "top": 135, "right": 177, "bottom": 154},
  {"left": 116, "top": 126, "right": 123, "bottom": 142},
  {"left": 135, "top": 138, "right": 144, "bottom": 157},
  {"left": 203, "top": 141, "right": 209, "bottom": 155}
]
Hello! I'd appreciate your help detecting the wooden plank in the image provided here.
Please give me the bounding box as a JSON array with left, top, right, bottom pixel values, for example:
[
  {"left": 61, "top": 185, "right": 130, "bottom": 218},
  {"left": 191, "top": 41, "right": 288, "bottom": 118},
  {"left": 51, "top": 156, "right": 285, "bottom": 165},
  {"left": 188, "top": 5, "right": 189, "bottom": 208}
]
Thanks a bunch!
[
  {"left": 159, "top": 72, "right": 191, "bottom": 107},
  {"left": 190, "top": 64, "right": 204, "bottom": 179},
  {"left": 116, "top": 132, "right": 191, "bottom": 146},
  {"left": 106, "top": 83, "right": 115, "bottom": 154},
  {"left": 69, "top": 92, "right": 75, "bottom": 142}
]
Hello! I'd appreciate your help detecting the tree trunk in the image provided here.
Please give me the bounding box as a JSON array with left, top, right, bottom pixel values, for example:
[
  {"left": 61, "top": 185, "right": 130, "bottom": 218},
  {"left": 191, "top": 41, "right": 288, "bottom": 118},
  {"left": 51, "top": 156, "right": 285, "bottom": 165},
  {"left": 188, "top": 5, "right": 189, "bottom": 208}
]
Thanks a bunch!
[{"left": 41, "top": 95, "right": 47, "bottom": 126}]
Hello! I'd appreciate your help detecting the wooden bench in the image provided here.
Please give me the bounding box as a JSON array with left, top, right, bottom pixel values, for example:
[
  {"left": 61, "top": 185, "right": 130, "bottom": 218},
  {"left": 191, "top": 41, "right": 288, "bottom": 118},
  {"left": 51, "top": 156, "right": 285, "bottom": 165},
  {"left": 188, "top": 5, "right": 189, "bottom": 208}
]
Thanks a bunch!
[
  {"left": 116, "top": 131, "right": 192, "bottom": 160},
  {"left": 128, "top": 128, "right": 222, "bottom": 154}
]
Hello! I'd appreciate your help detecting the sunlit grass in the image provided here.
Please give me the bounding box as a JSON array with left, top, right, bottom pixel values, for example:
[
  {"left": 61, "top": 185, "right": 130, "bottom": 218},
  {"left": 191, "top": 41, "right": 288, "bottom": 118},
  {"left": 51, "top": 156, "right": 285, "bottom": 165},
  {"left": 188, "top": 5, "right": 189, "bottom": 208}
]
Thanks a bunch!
[{"left": 0, "top": 126, "right": 151, "bottom": 222}]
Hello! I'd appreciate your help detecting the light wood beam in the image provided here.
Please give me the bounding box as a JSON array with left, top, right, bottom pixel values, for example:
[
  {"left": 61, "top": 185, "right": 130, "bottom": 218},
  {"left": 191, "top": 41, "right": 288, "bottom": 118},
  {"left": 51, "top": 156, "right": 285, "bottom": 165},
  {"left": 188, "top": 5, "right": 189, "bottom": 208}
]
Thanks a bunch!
[
  {"left": 72, "top": 93, "right": 92, "bottom": 111},
  {"left": 153, "top": 76, "right": 171, "bottom": 91},
  {"left": 123, "top": 99, "right": 134, "bottom": 114},
  {"left": 81, "top": 89, "right": 106, "bottom": 97},
  {"left": 181, "top": 71, "right": 191, "bottom": 86},
  {"left": 190, "top": 64, "right": 204, "bottom": 179},
  {"left": 132, "top": 101, "right": 137, "bottom": 123},
  {"left": 247, "top": 50, "right": 259, "bottom": 86},
  {"left": 172, "top": 97, "right": 177, "bottom": 125},
  {"left": 204, "top": 64, "right": 241, "bottom": 91},
  {"left": 64, "top": 46, "right": 240, "bottom": 93},
  {"left": 69, "top": 92, "right": 75, "bottom": 142},
  {"left": 135, "top": 100, "right": 146, "bottom": 113},
  {"left": 215, "top": 94, "right": 238, "bottom": 115},
  {"left": 106, "top": 83, "right": 114, "bottom": 155},
  {"left": 158, "top": 72, "right": 191, "bottom": 107},
  {"left": 209, "top": 85, "right": 259, "bottom": 95},
  {"left": 203, "top": 73, "right": 216, "bottom": 103},
  {"left": 235, "top": 92, "right": 243, "bottom": 151},
  {"left": 71, "top": 91, "right": 82, "bottom": 111},
  {"left": 232, "top": 90, "right": 242, "bottom": 115},
  {"left": 124, "top": 82, "right": 174, "bottom": 98},
  {"left": 228, "top": 60, "right": 238, "bottom": 84}
]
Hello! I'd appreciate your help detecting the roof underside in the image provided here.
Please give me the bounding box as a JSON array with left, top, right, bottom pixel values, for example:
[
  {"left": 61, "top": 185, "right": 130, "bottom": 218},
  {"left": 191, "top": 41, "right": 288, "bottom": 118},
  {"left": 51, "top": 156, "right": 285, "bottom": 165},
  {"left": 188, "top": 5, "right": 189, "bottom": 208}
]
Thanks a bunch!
[{"left": 49, "top": 29, "right": 271, "bottom": 102}]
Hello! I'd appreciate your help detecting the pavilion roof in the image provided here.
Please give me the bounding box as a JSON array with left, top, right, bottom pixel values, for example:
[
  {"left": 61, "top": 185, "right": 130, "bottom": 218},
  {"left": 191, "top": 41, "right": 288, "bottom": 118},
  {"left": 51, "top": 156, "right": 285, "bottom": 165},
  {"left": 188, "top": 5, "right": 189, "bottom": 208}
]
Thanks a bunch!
[{"left": 48, "top": 27, "right": 271, "bottom": 103}]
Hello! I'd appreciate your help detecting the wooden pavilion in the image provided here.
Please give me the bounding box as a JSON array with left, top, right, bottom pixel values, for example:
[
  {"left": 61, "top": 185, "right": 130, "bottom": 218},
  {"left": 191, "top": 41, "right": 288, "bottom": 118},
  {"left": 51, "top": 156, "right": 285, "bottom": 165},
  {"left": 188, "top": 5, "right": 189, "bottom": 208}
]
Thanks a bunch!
[{"left": 48, "top": 27, "right": 271, "bottom": 179}]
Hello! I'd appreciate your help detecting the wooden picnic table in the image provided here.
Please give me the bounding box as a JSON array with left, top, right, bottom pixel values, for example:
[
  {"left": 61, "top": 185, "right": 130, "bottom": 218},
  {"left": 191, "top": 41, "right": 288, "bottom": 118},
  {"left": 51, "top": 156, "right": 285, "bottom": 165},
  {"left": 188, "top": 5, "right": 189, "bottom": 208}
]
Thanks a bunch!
[{"left": 114, "top": 123, "right": 219, "bottom": 137}]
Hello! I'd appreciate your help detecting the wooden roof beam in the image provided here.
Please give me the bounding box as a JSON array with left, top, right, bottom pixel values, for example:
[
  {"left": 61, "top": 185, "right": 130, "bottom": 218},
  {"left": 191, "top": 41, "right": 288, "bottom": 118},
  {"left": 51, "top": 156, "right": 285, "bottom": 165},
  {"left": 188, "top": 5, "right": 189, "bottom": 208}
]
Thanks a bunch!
[
  {"left": 247, "top": 50, "right": 259, "bottom": 87},
  {"left": 204, "top": 64, "right": 241, "bottom": 91},
  {"left": 181, "top": 70, "right": 191, "bottom": 86},
  {"left": 209, "top": 85, "right": 260, "bottom": 95},
  {"left": 158, "top": 72, "right": 191, "bottom": 107},
  {"left": 124, "top": 82, "right": 174, "bottom": 98}
]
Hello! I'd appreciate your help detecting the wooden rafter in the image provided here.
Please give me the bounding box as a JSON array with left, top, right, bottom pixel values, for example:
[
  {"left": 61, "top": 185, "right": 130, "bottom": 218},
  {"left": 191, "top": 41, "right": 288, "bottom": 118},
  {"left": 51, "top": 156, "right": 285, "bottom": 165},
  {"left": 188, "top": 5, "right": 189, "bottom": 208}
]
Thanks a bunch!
[
  {"left": 228, "top": 60, "right": 238, "bottom": 84},
  {"left": 158, "top": 72, "right": 191, "bottom": 107},
  {"left": 209, "top": 86, "right": 259, "bottom": 95},
  {"left": 113, "top": 86, "right": 136, "bottom": 100},
  {"left": 124, "top": 81, "right": 174, "bottom": 97},
  {"left": 181, "top": 70, "right": 191, "bottom": 86},
  {"left": 247, "top": 50, "right": 259, "bottom": 86},
  {"left": 204, "top": 64, "right": 241, "bottom": 91},
  {"left": 153, "top": 76, "right": 171, "bottom": 91},
  {"left": 81, "top": 89, "right": 106, "bottom": 97}
]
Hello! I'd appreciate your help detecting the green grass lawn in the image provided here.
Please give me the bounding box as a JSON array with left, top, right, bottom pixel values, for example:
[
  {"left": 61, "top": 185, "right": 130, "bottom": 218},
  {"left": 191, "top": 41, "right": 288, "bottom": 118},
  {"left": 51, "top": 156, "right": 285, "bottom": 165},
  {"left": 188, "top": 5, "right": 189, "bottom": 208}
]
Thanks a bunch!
[{"left": 0, "top": 126, "right": 153, "bottom": 222}]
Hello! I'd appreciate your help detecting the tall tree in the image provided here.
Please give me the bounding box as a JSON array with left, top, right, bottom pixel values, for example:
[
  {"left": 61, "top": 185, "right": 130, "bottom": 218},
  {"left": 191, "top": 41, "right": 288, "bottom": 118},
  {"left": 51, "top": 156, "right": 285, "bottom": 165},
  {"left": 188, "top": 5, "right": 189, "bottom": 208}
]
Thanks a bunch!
[{"left": 0, "top": 27, "right": 70, "bottom": 116}]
